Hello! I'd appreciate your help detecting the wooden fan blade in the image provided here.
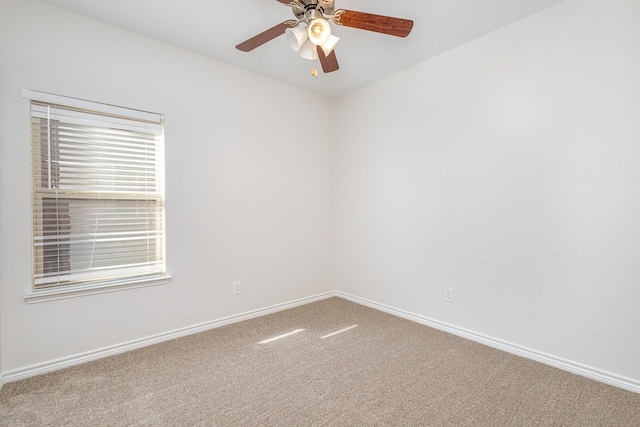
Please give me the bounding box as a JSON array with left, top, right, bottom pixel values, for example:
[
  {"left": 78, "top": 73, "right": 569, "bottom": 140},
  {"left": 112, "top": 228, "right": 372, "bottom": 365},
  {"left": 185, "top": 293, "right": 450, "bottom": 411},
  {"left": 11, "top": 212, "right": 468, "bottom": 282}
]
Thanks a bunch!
[
  {"left": 317, "top": 46, "right": 339, "bottom": 73},
  {"left": 276, "top": 0, "right": 291, "bottom": 3},
  {"left": 333, "top": 10, "right": 414, "bottom": 38},
  {"left": 236, "top": 21, "right": 295, "bottom": 52}
]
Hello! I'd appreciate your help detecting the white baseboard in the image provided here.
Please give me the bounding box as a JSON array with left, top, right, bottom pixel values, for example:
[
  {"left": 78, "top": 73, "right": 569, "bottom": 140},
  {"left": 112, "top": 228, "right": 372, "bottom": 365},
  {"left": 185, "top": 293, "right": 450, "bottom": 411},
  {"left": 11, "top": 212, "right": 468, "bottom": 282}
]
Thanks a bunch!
[
  {"left": 4, "top": 290, "right": 639, "bottom": 395},
  {"left": 336, "top": 291, "right": 640, "bottom": 395},
  {"left": 2, "top": 292, "right": 336, "bottom": 384}
]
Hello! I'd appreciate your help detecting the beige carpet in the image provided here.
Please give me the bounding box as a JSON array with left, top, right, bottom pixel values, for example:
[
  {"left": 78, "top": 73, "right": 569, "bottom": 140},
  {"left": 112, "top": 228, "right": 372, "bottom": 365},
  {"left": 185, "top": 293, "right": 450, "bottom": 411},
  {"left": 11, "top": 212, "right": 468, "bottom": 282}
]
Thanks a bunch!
[{"left": 1, "top": 297, "right": 639, "bottom": 426}]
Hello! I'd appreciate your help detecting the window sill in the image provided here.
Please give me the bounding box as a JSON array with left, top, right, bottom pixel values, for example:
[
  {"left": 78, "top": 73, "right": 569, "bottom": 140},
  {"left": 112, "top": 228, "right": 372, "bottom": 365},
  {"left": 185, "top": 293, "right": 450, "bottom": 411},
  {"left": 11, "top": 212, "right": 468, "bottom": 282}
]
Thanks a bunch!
[{"left": 24, "top": 275, "right": 171, "bottom": 304}]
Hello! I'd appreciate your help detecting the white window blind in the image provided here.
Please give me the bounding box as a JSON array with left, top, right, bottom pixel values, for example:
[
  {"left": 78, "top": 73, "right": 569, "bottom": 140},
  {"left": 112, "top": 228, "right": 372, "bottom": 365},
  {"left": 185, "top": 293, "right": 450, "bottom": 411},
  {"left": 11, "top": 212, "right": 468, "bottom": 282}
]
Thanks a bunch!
[{"left": 29, "top": 95, "right": 166, "bottom": 291}]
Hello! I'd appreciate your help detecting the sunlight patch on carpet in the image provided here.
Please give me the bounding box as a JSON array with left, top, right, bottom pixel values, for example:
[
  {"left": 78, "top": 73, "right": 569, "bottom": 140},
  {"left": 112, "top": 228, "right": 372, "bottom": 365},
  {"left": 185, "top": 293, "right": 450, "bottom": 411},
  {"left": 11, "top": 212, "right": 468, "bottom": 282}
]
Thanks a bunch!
[
  {"left": 321, "top": 325, "right": 359, "bottom": 339},
  {"left": 258, "top": 329, "right": 305, "bottom": 344}
]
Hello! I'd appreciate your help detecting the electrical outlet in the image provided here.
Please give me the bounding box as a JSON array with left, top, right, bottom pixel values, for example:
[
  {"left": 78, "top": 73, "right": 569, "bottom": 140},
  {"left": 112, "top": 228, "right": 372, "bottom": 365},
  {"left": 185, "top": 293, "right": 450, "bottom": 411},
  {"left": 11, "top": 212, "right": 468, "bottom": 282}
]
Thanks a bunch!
[
  {"left": 233, "top": 281, "right": 242, "bottom": 295},
  {"left": 444, "top": 287, "right": 453, "bottom": 303}
]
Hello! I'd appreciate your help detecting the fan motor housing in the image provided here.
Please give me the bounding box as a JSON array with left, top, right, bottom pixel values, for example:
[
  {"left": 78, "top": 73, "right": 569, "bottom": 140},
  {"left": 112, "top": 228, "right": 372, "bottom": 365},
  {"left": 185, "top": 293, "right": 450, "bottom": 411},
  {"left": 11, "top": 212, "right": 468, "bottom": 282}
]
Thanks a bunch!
[{"left": 291, "top": 0, "right": 335, "bottom": 21}]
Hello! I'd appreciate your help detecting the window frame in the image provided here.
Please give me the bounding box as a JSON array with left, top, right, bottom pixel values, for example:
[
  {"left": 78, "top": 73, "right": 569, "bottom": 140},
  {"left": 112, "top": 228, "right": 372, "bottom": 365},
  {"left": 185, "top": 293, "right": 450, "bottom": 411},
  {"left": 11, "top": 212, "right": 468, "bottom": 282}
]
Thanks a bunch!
[{"left": 22, "top": 90, "right": 170, "bottom": 303}]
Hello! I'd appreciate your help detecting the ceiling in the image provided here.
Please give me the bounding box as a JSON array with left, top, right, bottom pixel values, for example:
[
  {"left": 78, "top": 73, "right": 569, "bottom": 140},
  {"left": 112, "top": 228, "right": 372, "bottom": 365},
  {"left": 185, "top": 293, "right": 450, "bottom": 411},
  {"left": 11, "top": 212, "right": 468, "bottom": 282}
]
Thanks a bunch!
[{"left": 37, "top": 0, "right": 565, "bottom": 98}]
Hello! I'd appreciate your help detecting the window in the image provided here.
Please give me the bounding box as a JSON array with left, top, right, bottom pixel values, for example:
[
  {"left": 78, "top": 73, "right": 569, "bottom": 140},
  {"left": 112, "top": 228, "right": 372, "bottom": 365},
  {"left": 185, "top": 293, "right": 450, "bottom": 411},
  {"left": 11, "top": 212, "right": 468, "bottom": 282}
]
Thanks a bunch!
[{"left": 25, "top": 90, "right": 168, "bottom": 301}]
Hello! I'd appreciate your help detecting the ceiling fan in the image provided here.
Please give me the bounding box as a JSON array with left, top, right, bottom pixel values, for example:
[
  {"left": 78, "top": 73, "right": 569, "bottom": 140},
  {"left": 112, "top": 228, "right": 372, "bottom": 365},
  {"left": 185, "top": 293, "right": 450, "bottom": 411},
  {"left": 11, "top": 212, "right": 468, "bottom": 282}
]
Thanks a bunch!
[{"left": 236, "top": 0, "right": 414, "bottom": 74}]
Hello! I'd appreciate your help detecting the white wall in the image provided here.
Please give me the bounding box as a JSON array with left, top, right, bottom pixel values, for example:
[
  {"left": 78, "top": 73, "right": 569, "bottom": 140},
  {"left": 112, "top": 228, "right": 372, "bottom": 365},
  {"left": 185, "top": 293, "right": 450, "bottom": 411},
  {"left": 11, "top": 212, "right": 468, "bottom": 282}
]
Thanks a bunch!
[
  {"left": 0, "top": 0, "right": 334, "bottom": 375},
  {"left": 335, "top": 0, "right": 640, "bottom": 385}
]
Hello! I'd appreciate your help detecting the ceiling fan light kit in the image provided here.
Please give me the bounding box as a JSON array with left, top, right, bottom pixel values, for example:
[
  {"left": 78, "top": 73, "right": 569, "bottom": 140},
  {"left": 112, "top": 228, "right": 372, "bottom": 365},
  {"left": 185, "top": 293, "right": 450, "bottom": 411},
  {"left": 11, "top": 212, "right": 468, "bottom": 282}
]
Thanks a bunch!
[
  {"left": 286, "top": 23, "right": 339, "bottom": 61},
  {"left": 236, "top": 0, "right": 414, "bottom": 75}
]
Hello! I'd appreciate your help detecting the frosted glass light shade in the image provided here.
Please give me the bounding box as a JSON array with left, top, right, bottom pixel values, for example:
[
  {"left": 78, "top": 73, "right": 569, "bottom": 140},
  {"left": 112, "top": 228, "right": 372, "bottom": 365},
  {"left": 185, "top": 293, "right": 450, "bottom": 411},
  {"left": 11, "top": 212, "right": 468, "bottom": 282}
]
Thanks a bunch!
[
  {"left": 308, "top": 18, "right": 331, "bottom": 46},
  {"left": 320, "top": 34, "right": 340, "bottom": 56},
  {"left": 298, "top": 40, "right": 319, "bottom": 60},
  {"left": 285, "top": 25, "right": 308, "bottom": 52}
]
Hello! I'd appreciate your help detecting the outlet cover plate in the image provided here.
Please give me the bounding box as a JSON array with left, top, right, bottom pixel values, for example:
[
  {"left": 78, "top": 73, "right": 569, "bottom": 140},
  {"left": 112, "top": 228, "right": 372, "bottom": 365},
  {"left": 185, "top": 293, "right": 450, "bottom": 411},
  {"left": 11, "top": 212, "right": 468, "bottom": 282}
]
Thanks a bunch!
[
  {"left": 444, "top": 287, "right": 453, "bottom": 303},
  {"left": 233, "top": 281, "right": 242, "bottom": 295}
]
